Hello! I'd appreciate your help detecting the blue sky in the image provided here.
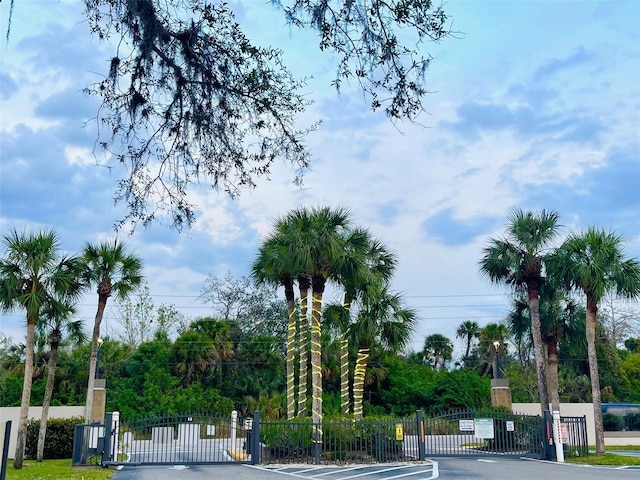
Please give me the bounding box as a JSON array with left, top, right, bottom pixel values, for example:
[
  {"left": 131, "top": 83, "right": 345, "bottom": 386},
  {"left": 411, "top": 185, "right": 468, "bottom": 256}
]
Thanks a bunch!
[{"left": 1, "top": 0, "right": 639, "bottom": 355}]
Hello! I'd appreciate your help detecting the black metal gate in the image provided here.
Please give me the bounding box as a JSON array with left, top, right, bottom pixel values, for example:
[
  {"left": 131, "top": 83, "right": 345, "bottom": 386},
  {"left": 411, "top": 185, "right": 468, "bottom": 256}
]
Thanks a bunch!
[
  {"left": 422, "top": 409, "right": 546, "bottom": 458},
  {"left": 74, "top": 411, "right": 260, "bottom": 466}
]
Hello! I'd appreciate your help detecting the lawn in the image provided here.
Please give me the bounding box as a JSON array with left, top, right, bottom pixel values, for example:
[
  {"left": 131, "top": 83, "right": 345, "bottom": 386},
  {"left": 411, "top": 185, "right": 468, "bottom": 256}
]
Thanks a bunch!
[
  {"left": 565, "top": 452, "right": 640, "bottom": 467},
  {"left": 5, "top": 459, "right": 113, "bottom": 480}
]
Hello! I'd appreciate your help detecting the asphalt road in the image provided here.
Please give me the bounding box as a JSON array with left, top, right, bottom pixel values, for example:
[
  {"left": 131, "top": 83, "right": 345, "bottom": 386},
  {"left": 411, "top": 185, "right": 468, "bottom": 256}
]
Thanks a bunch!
[{"left": 110, "top": 458, "right": 640, "bottom": 480}]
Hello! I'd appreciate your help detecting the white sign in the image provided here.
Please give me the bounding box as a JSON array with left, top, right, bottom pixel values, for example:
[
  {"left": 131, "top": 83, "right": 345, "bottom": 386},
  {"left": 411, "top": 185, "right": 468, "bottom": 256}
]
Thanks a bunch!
[
  {"left": 459, "top": 419, "right": 475, "bottom": 431},
  {"left": 474, "top": 418, "right": 494, "bottom": 439},
  {"left": 506, "top": 421, "right": 515, "bottom": 432}
]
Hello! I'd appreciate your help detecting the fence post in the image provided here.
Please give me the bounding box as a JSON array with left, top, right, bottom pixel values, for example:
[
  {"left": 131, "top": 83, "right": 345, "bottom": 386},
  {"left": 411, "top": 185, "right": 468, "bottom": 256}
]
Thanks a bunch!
[
  {"left": 111, "top": 412, "right": 120, "bottom": 463},
  {"left": 0, "top": 421, "right": 11, "bottom": 480},
  {"left": 416, "top": 411, "right": 425, "bottom": 461},
  {"left": 231, "top": 410, "right": 238, "bottom": 451},
  {"left": 552, "top": 411, "right": 564, "bottom": 463},
  {"left": 542, "top": 410, "right": 554, "bottom": 460},
  {"left": 251, "top": 411, "right": 261, "bottom": 465},
  {"left": 101, "top": 413, "right": 113, "bottom": 465}
]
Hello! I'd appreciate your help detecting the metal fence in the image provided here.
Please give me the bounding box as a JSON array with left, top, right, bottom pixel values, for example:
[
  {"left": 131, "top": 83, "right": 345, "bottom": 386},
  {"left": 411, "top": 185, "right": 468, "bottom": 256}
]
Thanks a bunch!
[
  {"left": 73, "top": 411, "right": 257, "bottom": 466},
  {"left": 559, "top": 415, "right": 588, "bottom": 458},
  {"left": 422, "top": 409, "right": 545, "bottom": 458},
  {"left": 260, "top": 414, "right": 421, "bottom": 465},
  {"left": 74, "top": 409, "right": 587, "bottom": 467}
]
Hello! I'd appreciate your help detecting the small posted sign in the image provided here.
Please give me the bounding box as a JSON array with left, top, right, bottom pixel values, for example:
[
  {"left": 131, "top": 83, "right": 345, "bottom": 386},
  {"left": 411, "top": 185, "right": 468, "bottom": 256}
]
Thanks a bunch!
[
  {"left": 560, "top": 423, "right": 569, "bottom": 444},
  {"left": 395, "top": 424, "right": 404, "bottom": 441},
  {"left": 459, "top": 419, "right": 475, "bottom": 431},
  {"left": 506, "top": 421, "right": 515, "bottom": 432},
  {"left": 474, "top": 418, "right": 494, "bottom": 439}
]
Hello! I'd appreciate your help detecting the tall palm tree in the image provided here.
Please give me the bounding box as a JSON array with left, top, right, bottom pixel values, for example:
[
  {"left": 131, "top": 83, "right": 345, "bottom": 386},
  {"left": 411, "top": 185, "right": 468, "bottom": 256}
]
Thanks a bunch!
[
  {"left": 0, "top": 228, "right": 83, "bottom": 468},
  {"left": 328, "top": 228, "right": 395, "bottom": 414},
  {"left": 253, "top": 228, "right": 298, "bottom": 419},
  {"left": 547, "top": 227, "right": 640, "bottom": 455},
  {"left": 350, "top": 282, "right": 417, "bottom": 419},
  {"left": 36, "top": 299, "right": 85, "bottom": 461},
  {"left": 479, "top": 208, "right": 560, "bottom": 414},
  {"left": 284, "top": 206, "right": 352, "bottom": 446},
  {"left": 82, "top": 239, "right": 143, "bottom": 422},
  {"left": 423, "top": 333, "right": 454, "bottom": 371},
  {"left": 456, "top": 320, "right": 480, "bottom": 361}
]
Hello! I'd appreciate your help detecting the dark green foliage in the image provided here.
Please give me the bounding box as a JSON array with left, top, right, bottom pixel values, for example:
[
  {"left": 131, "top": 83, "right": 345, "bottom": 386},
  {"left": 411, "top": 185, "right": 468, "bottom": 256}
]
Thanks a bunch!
[
  {"left": 25, "top": 417, "right": 83, "bottom": 459},
  {"left": 426, "top": 370, "right": 490, "bottom": 413},
  {"left": 375, "top": 356, "right": 436, "bottom": 414},
  {"left": 603, "top": 413, "right": 624, "bottom": 431},
  {"left": 261, "top": 418, "right": 313, "bottom": 457},
  {"left": 0, "top": 375, "right": 23, "bottom": 406}
]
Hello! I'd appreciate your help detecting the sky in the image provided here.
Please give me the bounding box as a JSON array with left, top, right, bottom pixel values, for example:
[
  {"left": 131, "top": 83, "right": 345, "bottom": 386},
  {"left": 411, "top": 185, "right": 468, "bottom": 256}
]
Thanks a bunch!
[{"left": 1, "top": 0, "right": 639, "bottom": 356}]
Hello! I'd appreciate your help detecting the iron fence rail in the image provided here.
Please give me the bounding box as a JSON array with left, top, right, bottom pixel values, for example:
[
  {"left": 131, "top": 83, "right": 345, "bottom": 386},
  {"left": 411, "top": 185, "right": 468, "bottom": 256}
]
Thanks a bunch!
[
  {"left": 260, "top": 416, "right": 419, "bottom": 465},
  {"left": 72, "top": 409, "right": 588, "bottom": 466}
]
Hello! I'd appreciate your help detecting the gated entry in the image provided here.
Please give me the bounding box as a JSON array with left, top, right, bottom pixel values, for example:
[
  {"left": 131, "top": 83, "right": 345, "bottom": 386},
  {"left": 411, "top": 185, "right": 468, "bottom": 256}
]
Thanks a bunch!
[
  {"left": 75, "top": 411, "right": 259, "bottom": 466},
  {"left": 422, "top": 410, "right": 545, "bottom": 458}
]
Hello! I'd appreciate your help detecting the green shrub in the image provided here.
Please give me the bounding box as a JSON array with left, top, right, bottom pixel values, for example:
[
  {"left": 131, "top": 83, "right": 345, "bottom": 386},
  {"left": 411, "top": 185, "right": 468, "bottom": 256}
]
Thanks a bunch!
[
  {"left": 624, "top": 413, "right": 640, "bottom": 431},
  {"left": 25, "top": 416, "right": 85, "bottom": 459},
  {"left": 603, "top": 413, "right": 624, "bottom": 431},
  {"left": 261, "top": 418, "right": 312, "bottom": 457}
]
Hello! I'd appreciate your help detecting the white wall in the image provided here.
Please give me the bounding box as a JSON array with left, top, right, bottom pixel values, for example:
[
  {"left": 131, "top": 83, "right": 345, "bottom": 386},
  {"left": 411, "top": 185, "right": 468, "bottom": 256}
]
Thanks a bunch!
[
  {"left": 512, "top": 403, "right": 596, "bottom": 445},
  {"left": 0, "top": 406, "right": 85, "bottom": 461}
]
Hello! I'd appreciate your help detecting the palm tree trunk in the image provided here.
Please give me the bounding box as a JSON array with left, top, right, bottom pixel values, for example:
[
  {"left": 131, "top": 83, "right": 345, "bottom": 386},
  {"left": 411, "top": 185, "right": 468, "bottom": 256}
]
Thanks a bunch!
[
  {"left": 310, "top": 286, "right": 323, "bottom": 451},
  {"left": 586, "top": 298, "right": 605, "bottom": 455},
  {"left": 527, "top": 286, "right": 550, "bottom": 414},
  {"left": 285, "top": 291, "right": 297, "bottom": 419},
  {"left": 340, "top": 294, "right": 352, "bottom": 415},
  {"left": 546, "top": 335, "right": 561, "bottom": 414},
  {"left": 352, "top": 349, "right": 369, "bottom": 420},
  {"left": 297, "top": 279, "right": 310, "bottom": 417},
  {"left": 85, "top": 296, "right": 107, "bottom": 422},
  {"left": 340, "top": 334, "right": 349, "bottom": 415},
  {"left": 37, "top": 329, "right": 60, "bottom": 461},
  {"left": 13, "top": 320, "right": 36, "bottom": 469}
]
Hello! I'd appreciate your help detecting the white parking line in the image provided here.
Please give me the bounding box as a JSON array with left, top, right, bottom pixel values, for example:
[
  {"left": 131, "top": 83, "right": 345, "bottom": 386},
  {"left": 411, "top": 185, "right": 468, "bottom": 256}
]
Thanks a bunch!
[{"left": 249, "top": 463, "right": 439, "bottom": 480}]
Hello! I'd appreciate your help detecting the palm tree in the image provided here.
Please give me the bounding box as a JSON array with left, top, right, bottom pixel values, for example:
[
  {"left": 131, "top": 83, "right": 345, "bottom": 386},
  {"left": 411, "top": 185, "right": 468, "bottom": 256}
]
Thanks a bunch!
[
  {"left": 0, "top": 228, "right": 83, "bottom": 468},
  {"left": 507, "top": 284, "right": 584, "bottom": 413},
  {"left": 479, "top": 208, "right": 560, "bottom": 414},
  {"left": 296, "top": 274, "right": 311, "bottom": 417},
  {"left": 326, "top": 228, "right": 395, "bottom": 414},
  {"left": 423, "top": 333, "right": 454, "bottom": 371},
  {"left": 253, "top": 227, "right": 298, "bottom": 419},
  {"left": 456, "top": 320, "right": 480, "bottom": 361},
  {"left": 36, "top": 299, "right": 85, "bottom": 461},
  {"left": 350, "top": 282, "right": 417, "bottom": 419},
  {"left": 547, "top": 227, "right": 640, "bottom": 455},
  {"left": 284, "top": 206, "right": 352, "bottom": 446},
  {"left": 82, "top": 239, "right": 143, "bottom": 422}
]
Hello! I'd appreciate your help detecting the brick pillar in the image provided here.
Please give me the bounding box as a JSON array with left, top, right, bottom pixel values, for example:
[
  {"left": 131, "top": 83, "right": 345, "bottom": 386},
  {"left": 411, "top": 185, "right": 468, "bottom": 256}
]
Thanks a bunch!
[
  {"left": 490, "top": 378, "right": 512, "bottom": 410},
  {"left": 91, "top": 379, "right": 106, "bottom": 423}
]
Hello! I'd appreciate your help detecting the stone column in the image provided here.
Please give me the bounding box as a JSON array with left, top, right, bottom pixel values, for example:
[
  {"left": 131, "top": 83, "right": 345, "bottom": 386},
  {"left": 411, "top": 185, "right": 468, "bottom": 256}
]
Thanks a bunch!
[
  {"left": 490, "top": 378, "right": 512, "bottom": 410},
  {"left": 91, "top": 379, "right": 106, "bottom": 423}
]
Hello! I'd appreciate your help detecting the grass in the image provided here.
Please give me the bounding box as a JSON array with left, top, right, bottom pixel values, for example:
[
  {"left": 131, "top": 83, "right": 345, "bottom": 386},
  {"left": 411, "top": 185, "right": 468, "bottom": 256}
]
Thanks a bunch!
[
  {"left": 5, "top": 459, "right": 113, "bottom": 480},
  {"left": 565, "top": 452, "right": 640, "bottom": 467}
]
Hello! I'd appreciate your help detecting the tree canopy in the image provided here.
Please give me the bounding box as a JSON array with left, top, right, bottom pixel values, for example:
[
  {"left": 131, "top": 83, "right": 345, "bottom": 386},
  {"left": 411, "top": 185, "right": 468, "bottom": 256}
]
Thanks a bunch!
[{"left": 5, "top": 0, "right": 451, "bottom": 230}]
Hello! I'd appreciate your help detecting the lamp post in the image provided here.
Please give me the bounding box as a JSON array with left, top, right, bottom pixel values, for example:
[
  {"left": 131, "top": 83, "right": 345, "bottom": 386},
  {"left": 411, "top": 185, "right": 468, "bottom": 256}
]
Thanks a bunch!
[
  {"left": 493, "top": 340, "right": 501, "bottom": 379},
  {"left": 96, "top": 337, "right": 104, "bottom": 379}
]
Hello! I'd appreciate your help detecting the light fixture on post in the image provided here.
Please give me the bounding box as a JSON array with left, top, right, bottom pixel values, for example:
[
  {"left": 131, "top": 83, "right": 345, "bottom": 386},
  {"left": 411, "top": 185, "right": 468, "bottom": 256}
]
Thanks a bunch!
[
  {"left": 490, "top": 339, "right": 511, "bottom": 409},
  {"left": 493, "top": 340, "right": 500, "bottom": 379},
  {"left": 96, "top": 337, "right": 104, "bottom": 379}
]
